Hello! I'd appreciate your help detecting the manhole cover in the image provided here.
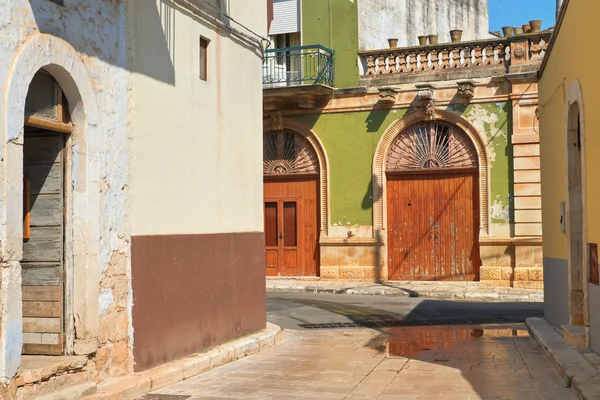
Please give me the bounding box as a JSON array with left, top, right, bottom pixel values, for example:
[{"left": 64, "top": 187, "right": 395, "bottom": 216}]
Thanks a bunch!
[{"left": 297, "top": 316, "right": 507, "bottom": 330}]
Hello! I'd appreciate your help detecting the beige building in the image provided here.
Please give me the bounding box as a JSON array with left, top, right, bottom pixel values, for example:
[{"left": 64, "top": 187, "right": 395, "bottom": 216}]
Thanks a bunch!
[{"left": 0, "top": 1, "right": 268, "bottom": 397}]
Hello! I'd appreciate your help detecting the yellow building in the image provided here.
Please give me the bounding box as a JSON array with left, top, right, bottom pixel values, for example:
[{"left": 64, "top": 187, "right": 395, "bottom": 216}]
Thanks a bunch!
[{"left": 539, "top": 0, "right": 599, "bottom": 351}]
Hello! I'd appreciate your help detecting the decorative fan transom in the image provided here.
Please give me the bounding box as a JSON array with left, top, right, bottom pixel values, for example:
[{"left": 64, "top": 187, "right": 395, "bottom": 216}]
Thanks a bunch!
[
  {"left": 263, "top": 130, "right": 319, "bottom": 175},
  {"left": 386, "top": 122, "right": 478, "bottom": 171}
]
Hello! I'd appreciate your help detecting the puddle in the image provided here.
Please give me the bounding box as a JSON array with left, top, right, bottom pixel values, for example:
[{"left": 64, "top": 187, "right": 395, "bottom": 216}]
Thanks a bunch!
[{"left": 386, "top": 325, "right": 529, "bottom": 358}]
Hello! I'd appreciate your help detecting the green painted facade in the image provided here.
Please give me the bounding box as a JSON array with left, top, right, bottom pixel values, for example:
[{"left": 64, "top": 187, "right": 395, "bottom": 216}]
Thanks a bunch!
[
  {"left": 301, "top": 0, "right": 359, "bottom": 89},
  {"left": 293, "top": 102, "right": 513, "bottom": 229}
]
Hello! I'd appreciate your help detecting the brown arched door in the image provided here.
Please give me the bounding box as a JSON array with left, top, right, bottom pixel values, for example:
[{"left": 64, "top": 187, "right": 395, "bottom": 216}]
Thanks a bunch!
[
  {"left": 263, "top": 130, "right": 320, "bottom": 276},
  {"left": 386, "top": 122, "right": 480, "bottom": 281}
]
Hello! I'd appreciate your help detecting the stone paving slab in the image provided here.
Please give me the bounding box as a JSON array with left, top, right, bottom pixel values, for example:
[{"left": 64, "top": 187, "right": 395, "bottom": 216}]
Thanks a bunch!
[
  {"left": 267, "top": 279, "right": 544, "bottom": 302},
  {"left": 526, "top": 317, "right": 600, "bottom": 400},
  {"left": 82, "top": 323, "right": 283, "bottom": 400},
  {"left": 141, "top": 324, "right": 573, "bottom": 400}
]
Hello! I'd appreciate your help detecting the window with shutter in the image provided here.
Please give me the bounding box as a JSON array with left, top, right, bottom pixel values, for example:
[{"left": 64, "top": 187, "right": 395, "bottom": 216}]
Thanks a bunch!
[{"left": 269, "top": 0, "right": 300, "bottom": 35}]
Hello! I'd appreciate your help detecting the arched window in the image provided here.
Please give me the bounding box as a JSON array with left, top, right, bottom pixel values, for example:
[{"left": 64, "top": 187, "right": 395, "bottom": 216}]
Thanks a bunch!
[{"left": 263, "top": 130, "right": 319, "bottom": 175}]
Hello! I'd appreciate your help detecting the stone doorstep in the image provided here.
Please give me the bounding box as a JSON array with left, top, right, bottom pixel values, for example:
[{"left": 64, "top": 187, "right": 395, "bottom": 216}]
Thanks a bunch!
[
  {"left": 526, "top": 317, "right": 600, "bottom": 400},
  {"left": 16, "top": 355, "right": 89, "bottom": 386},
  {"left": 82, "top": 322, "right": 283, "bottom": 400}
]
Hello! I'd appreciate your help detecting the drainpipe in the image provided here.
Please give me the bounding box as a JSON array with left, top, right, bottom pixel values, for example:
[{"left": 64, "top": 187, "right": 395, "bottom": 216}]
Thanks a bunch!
[
  {"left": 556, "top": 0, "right": 563, "bottom": 18},
  {"left": 328, "top": 0, "right": 333, "bottom": 49}
]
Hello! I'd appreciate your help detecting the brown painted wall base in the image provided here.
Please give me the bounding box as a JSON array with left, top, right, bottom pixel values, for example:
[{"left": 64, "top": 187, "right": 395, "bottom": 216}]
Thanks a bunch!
[{"left": 131, "top": 232, "right": 266, "bottom": 372}]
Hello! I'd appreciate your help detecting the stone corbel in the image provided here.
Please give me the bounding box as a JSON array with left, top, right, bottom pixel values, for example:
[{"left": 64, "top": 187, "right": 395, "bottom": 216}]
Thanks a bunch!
[
  {"left": 377, "top": 87, "right": 398, "bottom": 105},
  {"left": 268, "top": 111, "right": 284, "bottom": 131},
  {"left": 456, "top": 80, "right": 475, "bottom": 100},
  {"left": 416, "top": 84, "right": 436, "bottom": 121}
]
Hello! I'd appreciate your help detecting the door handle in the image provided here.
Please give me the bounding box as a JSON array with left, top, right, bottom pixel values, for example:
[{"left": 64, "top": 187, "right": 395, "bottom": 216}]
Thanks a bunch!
[{"left": 279, "top": 232, "right": 285, "bottom": 239}]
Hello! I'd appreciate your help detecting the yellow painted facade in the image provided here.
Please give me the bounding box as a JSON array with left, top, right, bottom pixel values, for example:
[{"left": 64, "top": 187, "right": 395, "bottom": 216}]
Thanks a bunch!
[
  {"left": 539, "top": 0, "right": 600, "bottom": 350},
  {"left": 540, "top": 0, "right": 598, "bottom": 258}
]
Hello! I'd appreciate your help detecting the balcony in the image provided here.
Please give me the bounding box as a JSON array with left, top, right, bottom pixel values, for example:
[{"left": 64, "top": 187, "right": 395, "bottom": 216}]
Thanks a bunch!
[
  {"left": 263, "top": 45, "right": 334, "bottom": 88},
  {"left": 263, "top": 45, "right": 335, "bottom": 112},
  {"left": 358, "top": 32, "right": 552, "bottom": 86}
]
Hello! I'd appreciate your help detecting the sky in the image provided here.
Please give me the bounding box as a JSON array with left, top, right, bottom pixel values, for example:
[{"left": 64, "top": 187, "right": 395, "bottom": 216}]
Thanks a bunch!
[{"left": 488, "top": 0, "right": 557, "bottom": 33}]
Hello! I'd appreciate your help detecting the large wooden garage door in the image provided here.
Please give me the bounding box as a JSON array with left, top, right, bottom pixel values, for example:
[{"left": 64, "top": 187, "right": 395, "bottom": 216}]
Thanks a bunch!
[
  {"left": 386, "top": 121, "right": 480, "bottom": 281},
  {"left": 387, "top": 172, "right": 479, "bottom": 280},
  {"left": 22, "top": 129, "right": 65, "bottom": 354},
  {"left": 263, "top": 130, "right": 320, "bottom": 276}
]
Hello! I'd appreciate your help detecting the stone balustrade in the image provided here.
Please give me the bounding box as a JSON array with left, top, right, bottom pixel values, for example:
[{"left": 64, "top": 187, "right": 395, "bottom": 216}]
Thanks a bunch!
[{"left": 359, "top": 32, "right": 551, "bottom": 78}]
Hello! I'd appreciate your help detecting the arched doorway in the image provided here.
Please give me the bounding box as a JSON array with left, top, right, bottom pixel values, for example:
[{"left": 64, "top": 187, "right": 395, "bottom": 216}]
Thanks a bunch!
[
  {"left": 263, "top": 129, "right": 320, "bottom": 276},
  {"left": 385, "top": 121, "right": 481, "bottom": 280},
  {"left": 21, "top": 69, "right": 72, "bottom": 355}
]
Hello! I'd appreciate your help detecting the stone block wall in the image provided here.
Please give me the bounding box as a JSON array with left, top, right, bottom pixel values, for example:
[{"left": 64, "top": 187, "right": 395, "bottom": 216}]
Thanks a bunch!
[
  {"left": 320, "top": 240, "right": 385, "bottom": 281},
  {"left": 479, "top": 239, "right": 543, "bottom": 288}
]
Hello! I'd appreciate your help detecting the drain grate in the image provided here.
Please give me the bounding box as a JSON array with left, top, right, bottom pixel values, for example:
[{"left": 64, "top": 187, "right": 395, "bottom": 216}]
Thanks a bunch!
[
  {"left": 136, "top": 395, "right": 191, "bottom": 400},
  {"left": 297, "top": 317, "right": 507, "bottom": 330}
]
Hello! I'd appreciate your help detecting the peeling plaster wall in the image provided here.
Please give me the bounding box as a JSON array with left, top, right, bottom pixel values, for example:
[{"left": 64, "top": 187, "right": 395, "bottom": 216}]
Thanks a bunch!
[
  {"left": 358, "top": 0, "right": 490, "bottom": 51},
  {"left": 0, "top": 0, "right": 129, "bottom": 381}
]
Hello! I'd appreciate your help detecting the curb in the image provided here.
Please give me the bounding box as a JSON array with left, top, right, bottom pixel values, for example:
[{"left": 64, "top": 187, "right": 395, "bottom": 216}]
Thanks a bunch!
[
  {"left": 525, "top": 317, "right": 600, "bottom": 400},
  {"left": 84, "top": 322, "right": 283, "bottom": 400},
  {"left": 267, "top": 285, "right": 543, "bottom": 302}
]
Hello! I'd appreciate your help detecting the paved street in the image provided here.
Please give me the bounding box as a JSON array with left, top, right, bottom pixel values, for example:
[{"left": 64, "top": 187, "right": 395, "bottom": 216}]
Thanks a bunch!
[{"left": 138, "top": 293, "right": 573, "bottom": 400}]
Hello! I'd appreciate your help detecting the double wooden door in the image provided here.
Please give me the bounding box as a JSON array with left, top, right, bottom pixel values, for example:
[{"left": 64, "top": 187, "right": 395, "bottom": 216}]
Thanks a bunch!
[
  {"left": 264, "top": 177, "right": 319, "bottom": 276},
  {"left": 387, "top": 171, "right": 480, "bottom": 281},
  {"left": 22, "top": 130, "right": 65, "bottom": 355}
]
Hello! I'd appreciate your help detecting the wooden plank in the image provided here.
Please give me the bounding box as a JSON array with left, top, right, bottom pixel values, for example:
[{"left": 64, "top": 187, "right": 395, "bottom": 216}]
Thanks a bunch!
[
  {"left": 22, "top": 342, "right": 63, "bottom": 356},
  {"left": 24, "top": 163, "right": 62, "bottom": 195},
  {"left": 24, "top": 177, "right": 31, "bottom": 239},
  {"left": 21, "top": 264, "right": 61, "bottom": 286},
  {"left": 23, "top": 300, "right": 62, "bottom": 318},
  {"left": 23, "top": 332, "right": 60, "bottom": 345},
  {"left": 22, "top": 286, "right": 61, "bottom": 301},
  {"left": 23, "top": 226, "right": 62, "bottom": 262},
  {"left": 24, "top": 115, "right": 72, "bottom": 134},
  {"left": 23, "top": 135, "right": 63, "bottom": 164},
  {"left": 23, "top": 317, "right": 61, "bottom": 333},
  {"left": 29, "top": 194, "right": 62, "bottom": 226}
]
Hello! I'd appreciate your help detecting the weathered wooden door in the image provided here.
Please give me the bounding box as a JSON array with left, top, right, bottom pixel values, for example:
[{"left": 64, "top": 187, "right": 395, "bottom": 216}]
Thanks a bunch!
[
  {"left": 263, "top": 130, "right": 320, "bottom": 276},
  {"left": 387, "top": 171, "right": 479, "bottom": 280},
  {"left": 385, "top": 121, "right": 481, "bottom": 281},
  {"left": 264, "top": 199, "right": 301, "bottom": 276},
  {"left": 22, "top": 130, "right": 65, "bottom": 355}
]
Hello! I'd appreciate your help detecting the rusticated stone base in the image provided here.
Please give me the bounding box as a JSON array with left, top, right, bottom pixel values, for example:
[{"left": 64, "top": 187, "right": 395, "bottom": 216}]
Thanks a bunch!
[
  {"left": 479, "top": 238, "right": 543, "bottom": 288},
  {"left": 320, "top": 239, "right": 385, "bottom": 282}
]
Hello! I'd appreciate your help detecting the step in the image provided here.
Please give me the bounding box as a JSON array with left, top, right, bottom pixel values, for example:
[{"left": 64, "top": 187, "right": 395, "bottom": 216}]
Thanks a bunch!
[
  {"left": 36, "top": 382, "right": 97, "bottom": 400},
  {"left": 562, "top": 324, "right": 586, "bottom": 348}
]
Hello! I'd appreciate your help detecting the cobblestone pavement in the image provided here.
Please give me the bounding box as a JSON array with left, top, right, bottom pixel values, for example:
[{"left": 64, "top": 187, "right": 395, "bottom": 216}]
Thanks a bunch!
[
  {"left": 139, "top": 324, "right": 573, "bottom": 400},
  {"left": 266, "top": 279, "right": 544, "bottom": 302}
]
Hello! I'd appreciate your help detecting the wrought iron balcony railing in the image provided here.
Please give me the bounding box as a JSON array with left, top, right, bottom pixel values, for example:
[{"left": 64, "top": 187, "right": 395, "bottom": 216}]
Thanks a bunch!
[{"left": 263, "top": 45, "right": 334, "bottom": 88}]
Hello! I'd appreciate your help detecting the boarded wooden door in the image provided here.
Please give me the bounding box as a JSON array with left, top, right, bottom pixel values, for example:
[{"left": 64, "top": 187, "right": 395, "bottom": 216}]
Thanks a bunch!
[
  {"left": 387, "top": 171, "right": 480, "bottom": 281},
  {"left": 264, "top": 177, "right": 319, "bottom": 276},
  {"left": 22, "top": 130, "right": 65, "bottom": 355}
]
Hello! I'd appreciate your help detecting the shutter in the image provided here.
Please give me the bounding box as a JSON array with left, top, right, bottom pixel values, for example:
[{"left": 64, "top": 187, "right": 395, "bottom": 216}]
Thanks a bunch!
[{"left": 269, "top": 0, "right": 300, "bottom": 35}]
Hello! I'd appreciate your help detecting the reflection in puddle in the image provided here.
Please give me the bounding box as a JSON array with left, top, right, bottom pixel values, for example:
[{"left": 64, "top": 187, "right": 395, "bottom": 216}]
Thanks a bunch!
[{"left": 387, "top": 326, "right": 529, "bottom": 358}]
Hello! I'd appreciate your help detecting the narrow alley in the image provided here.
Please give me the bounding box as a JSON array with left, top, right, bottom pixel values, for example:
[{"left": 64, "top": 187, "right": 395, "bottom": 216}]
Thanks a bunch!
[{"left": 136, "top": 293, "right": 574, "bottom": 400}]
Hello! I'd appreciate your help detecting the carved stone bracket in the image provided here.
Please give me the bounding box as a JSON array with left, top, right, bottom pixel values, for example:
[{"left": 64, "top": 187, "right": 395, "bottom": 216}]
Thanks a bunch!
[
  {"left": 456, "top": 80, "right": 475, "bottom": 100},
  {"left": 377, "top": 87, "right": 398, "bottom": 104},
  {"left": 268, "top": 111, "right": 283, "bottom": 131},
  {"left": 416, "top": 84, "right": 436, "bottom": 120}
]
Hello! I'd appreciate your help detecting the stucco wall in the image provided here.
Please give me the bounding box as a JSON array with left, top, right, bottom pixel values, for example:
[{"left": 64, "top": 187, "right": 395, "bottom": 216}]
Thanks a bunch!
[
  {"left": 357, "top": 0, "right": 490, "bottom": 51},
  {"left": 0, "top": 0, "right": 129, "bottom": 381},
  {"left": 293, "top": 101, "right": 511, "bottom": 234},
  {"left": 539, "top": 0, "right": 599, "bottom": 336},
  {"left": 301, "top": 0, "right": 359, "bottom": 89},
  {"left": 128, "top": 0, "right": 266, "bottom": 236}
]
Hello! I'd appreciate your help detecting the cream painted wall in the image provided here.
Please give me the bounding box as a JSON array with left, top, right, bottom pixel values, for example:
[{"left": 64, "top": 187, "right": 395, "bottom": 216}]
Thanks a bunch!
[
  {"left": 539, "top": 0, "right": 598, "bottom": 260},
  {"left": 128, "top": 1, "right": 267, "bottom": 236}
]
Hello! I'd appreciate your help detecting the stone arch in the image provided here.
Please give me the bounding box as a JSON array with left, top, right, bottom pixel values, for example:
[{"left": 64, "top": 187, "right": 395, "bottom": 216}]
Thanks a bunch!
[
  {"left": 372, "top": 109, "right": 490, "bottom": 242},
  {"left": 263, "top": 118, "right": 330, "bottom": 237},
  {"left": 564, "top": 79, "right": 588, "bottom": 336},
  {"left": 1, "top": 34, "right": 100, "bottom": 378}
]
